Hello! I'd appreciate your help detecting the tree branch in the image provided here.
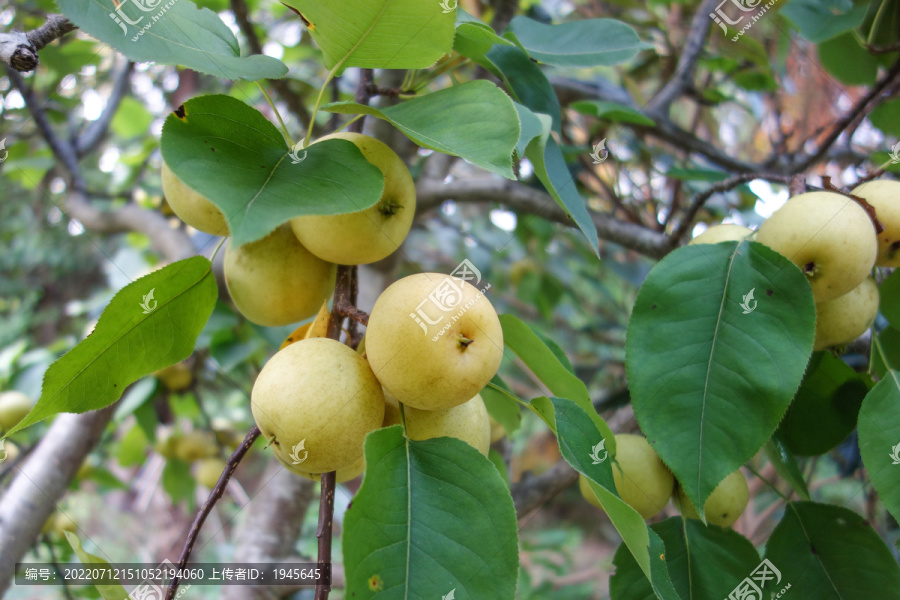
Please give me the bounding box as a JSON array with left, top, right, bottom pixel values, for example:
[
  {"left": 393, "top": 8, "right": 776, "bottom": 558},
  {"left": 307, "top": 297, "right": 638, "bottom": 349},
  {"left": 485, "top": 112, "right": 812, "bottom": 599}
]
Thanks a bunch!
[
  {"left": 0, "top": 14, "right": 76, "bottom": 72},
  {"left": 166, "top": 427, "right": 261, "bottom": 600},
  {"left": 74, "top": 60, "right": 135, "bottom": 157}
]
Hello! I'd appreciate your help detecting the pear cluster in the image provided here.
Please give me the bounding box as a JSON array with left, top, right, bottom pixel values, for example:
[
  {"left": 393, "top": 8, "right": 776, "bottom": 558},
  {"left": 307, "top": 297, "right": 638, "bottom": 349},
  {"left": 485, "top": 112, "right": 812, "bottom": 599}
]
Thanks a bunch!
[
  {"left": 692, "top": 180, "right": 900, "bottom": 350},
  {"left": 161, "top": 132, "right": 417, "bottom": 327},
  {"left": 578, "top": 433, "right": 749, "bottom": 527},
  {"left": 250, "top": 272, "right": 504, "bottom": 482}
]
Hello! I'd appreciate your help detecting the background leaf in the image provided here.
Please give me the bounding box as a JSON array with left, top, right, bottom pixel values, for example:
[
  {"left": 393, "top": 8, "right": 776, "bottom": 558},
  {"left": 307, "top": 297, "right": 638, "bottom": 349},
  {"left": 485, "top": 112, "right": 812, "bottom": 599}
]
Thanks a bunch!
[
  {"left": 284, "top": 0, "right": 456, "bottom": 71},
  {"left": 626, "top": 241, "right": 815, "bottom": 516},
  {"left": 343, "top": 426, "right": 518, "bottom": 599},
  {"left": 4, "top": 257, "right": 216, "bottom": 437},
  {"left": 324, "top": 81, "right": 519, "bottom": 179},
  {"left": 570, "top": 100, "right": 656, "bottom": 126},
  {"left": 765, "top": 502, "right": 900, "bottom": 600},
  {"left": 506, "top": 16, "right": 650, "bottom": 67},
  {"left": 857, "top": 371, "right": 900, "bottom": 522},
  {"left": 483, "top": 45, "right": 561, "bottom": 133},
  {"left": 879, "top": 269, "right": 900, "bottom": 329},
  {"left": 57, "top": 0, "right": 286, "bottom": 81},
  {"left": 161, "top": 95, "right": 384, "bottom": 247},
  {"left": 65, "top": 532, "right": 129, "bottom": 600},
  {"left": 781, "top": 0, "right": 869, "bottom": 43}
]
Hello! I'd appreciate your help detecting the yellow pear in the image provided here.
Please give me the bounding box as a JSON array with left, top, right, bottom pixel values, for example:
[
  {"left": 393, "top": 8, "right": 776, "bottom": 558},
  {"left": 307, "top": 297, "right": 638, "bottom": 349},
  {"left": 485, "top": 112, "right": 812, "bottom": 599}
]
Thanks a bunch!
[
  {"left": 161, "top": 161, "right": 228, "bottom": 235},
  {"left": 154, "top": 362, "right": 193, "bottom": 392},
  {"left": 195, "top": 457, "right": 227, "bottom": 488},
  {"left": 675, "top": 470, "right": 749, "bottom": 527},
  {"left": 174, "top": 430, "right": 219, "bottom": 462},
  {"left": 489, "top": 416, "right": 506, "bottom": 443},
  {"left": 814, "top": 277, "right": 879, "bottom": 350},
  {"left": 851, "top": 180, "right": 900, "bottom": 266},
  {"left": 404, "top": 394, "right": 491, "bottom": 456},
  {"left": 689, "top": 224, "right": 753, "bottom": 245},
  {"left": 366, "top": 273, "right": 503, "bottom": 411},
  {"left": 251, "top": 338, "right": 384, "bottom": 473},
  {"left": 224, "top": 224, "right": 337, "bottom": 327},
  {"left": 580, "top": 434, "right": 674, "bottom": 519},
  {"left": 0, "top": 391, "right": 33, "bottom": 433},
  {"left": 290, "top": 132, "right": 416, "bottom": 265},
  {"left": 382, "top": 390, "right": 402, "bottom": 427},
  {"left": 756, "top": 192, "right": 877, "bottom": 302}
]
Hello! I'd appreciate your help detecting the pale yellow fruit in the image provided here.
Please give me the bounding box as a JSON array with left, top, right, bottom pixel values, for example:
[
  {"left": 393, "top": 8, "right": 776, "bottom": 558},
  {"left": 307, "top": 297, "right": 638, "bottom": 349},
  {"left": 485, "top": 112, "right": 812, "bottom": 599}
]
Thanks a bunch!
[
  {"left": 404, "top": 394, "right": 491, "bottom": 456},
  {"left": 578, "top": 474, "right": 603, "bottom": 509},
  {"left": 489, "top": 416, "right": 506, "bottom": 443},
  {"left": 689, "top": 224, "right": 753, "bottom": 245},
  {"left": 814, "top": 277, "right": 879, "bottom": 350},
  {"left": 675, "top": 470, "right": 749, "bottom": 527},
  {"left": 161, "top": 161, "right": 228, "bottom": 235},
  {"left": 607, "top": 434, "right": 674, "bottom": 519},
  {"left": 366, "top": 273, "right": 503, "bottom": 411},
  {"left": 290, "top": 132, "right": 416, "bottom": 265},
  {"left": 195, "top": 457, "right": 227, "bottom": 488},
  {"left": 154, "top": 362, "right": 193, "bottom": 392},
  {"left": 43, "top": 512, "right": 77, "bottom": 535},
  {"left": 154, "top": 428, "right": 181, "bottom": 459},
  {"left": 0, "top": 391, "right": 33, "bottom": 432},
  {"left": 251, "top": 337, "right": 384, "bottom": 473},
  {"left": 851, "top": 180, "right": 900, "bottom": 266},
  {"left": 224, "top": 224, "right": 337, "bottom": 327},
  {"left": 382, "top": 390, "right": 402, "bottom": 427},
  {"left": 756, "top": 192, "right": 877, "bottom": 302},
  {"left": 175, "top": 430, "right": 219, "bottom": 462},
  {"left": 293, "top": 453, "right": 366, "bottom": 484}
]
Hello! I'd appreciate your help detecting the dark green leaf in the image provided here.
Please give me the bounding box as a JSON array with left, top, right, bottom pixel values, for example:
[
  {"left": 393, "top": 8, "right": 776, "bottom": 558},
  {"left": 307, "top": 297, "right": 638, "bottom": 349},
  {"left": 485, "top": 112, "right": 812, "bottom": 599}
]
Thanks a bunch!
[
  {"left": 818, "top": 32, "right": 879, "bottom": 86},
  {"left": 857, "top": 371, "right": 900, "bottom": 522},
  {"left": 506, "top": 16, "right": 651, "bottom": 67},
  {"left": 880, "top": 269, "right": 900, "bottom": 329},
  {"left": 626, "top": 241, "right": 814, "bottom": 514},
  {"left": 765, "top": 436, "right": 810, "bottom": 500},
  {"left": 570, "top": 101, "right": 655, "bottom": 126},
  {"left": 4, "top": 257, "right": 217, "bottom": 437},
  {"left": 162, "top": 458, "right": 195, "bottom": 506},
  {"left": 485, "top": 45, "right": 561, "bottom": 133},
  {"left": 781, "top": 0, "right": 869, "bottom": 42},
  {"left": 481, "top": 376, "right": 522, "bottom": 436}
]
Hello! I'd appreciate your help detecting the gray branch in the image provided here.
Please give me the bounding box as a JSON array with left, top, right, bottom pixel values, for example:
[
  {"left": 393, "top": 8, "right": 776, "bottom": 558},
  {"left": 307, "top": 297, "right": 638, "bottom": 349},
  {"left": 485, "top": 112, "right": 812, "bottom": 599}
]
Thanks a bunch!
[{"left": 0, "top": 14, "right": 76, "bottom": 72}]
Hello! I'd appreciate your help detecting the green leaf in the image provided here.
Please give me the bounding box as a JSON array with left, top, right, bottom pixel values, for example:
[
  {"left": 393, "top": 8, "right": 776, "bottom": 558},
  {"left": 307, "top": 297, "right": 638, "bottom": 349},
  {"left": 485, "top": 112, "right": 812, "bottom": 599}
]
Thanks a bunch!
[
  {"left": 66, "top": 532, "right": 130, "bottom": 600},
  {"left": 481, "top": 376, "right": 522, "bottom": 436},
  {"left": 552, "top": 398, "right": 679, "bottom": 600},
  {"left": 161, "top": 95, "right": 384, "bottom": 247},
  {"left": 781, "top": 0, "right": 869, "bottom": 43},
  {"left": 880, "top": 269, "right": 900, "bottom": 329},
  {"left": 520, "top": 106, "right": 599, "bottom": 253},
  {"left": 765, "top": 436, "right": 811, "bottom": 501},
  {"left": 454, "top": 11, "right": 515, "bottom": 60},
  {"left": 506, "top": 16, "right": 650, "bottom": 67},
  {"left": 873, "top": 326, "right": 900, "bottom": 378},
  {"left": 570, "top": 100, "right": 656, "bottom": 126},
  {"left": 778, "top": 351, "right": 868, "bottom": 456},
  {"left": 488, "top": 448, "right": 510, "bottom": 487},
  {"left": 117, "top": 422, "right": 149, "bottom": 467},
  {"left": 163, "top": 458, "right": 195, "bottom": 506},
  {"left": 284, "top": 0, "right": 456, "bottom": 71},
  {"left": 3, "top": 257, "right": 217, "bottom": 437},
  {"left": 324, "top": 81, "right": 519, "bottom": 179},
  {"left": 343, "top": 426, "right": 518, "bottom": 599},
  {"left": 818, "top": 32, "right": 879, "bottom": 86},
  {"left": 765, "top": 502, "right": 900, "bottom": 599},
  {"left": 56, "top": 0, "right": 286, "bottom": 81},
  {"left": 513, "top": 102, "right": 546, "bottom": 157},
  {"left": 626, "top": 241, "right": 815, "bottom": 516},
  {"left": 112, "top": 97, "right": 154, "bottom": 139},
  {"left": 869, "top": 98, "right": 900, "bottom": 137},
  {"left": 499, "top": 314, "right": 613, "bottom": 447},
  {"left": 610, "top": 518, "right": 761, "bottom": 600},
  {"left": 857, "top": 371, "right": 900, "bottom": 522},
  {"left": 484, "top": 45, "right": 561, "bottom": 133}
]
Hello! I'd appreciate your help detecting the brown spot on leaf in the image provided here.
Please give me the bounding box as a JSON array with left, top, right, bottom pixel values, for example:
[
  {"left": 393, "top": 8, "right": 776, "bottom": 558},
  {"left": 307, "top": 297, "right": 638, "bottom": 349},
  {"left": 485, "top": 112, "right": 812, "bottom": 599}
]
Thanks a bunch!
[
  {"left": 766, "top": 289, "right": 773, "bottom": 296},
  {"left": 173, "top": 104, "right": 186, "bottom": 119}
]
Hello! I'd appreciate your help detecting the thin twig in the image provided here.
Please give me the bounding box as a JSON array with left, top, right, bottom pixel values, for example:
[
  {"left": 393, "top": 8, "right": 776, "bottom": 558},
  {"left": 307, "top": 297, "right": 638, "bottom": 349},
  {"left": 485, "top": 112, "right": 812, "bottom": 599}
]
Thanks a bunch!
[
  {"left": 0, "top": 14, "right": 75, "bottom": 71},
  {"left": 165, "top": 426, "right": 261, "bottom": 600}
]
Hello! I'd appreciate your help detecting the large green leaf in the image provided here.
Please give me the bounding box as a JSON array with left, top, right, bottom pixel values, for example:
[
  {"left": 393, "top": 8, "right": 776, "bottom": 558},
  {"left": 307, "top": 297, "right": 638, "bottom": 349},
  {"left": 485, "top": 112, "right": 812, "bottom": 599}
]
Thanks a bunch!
[
  {"left": 505, "top": 16, "right": 650, "bottom": 67},
  {"left": 161, "top": 94, "right": 384, "bottom": 247},
  {"left": 626, "top": 241, "right": 815, "bottom": 517},
  {"left": 499, "top": 314, "right": 613, "bottom": 447},
  {"left": 880, "top": 269, "right": 900, "bottom": 329},
  {"left": 57, "top": 0, "right": 286, "bottom": 81},
  {"left": 857, "top": 371, "right": 900, "bottom": 522},
  {"left": 781, "top": 0, "right": 869, "bottom": 43},
  {"left": 284, "top": 0, "right": 456, "bottom": 71},
  {"left": 818, "top": 32, "right": 879, "bottom": 86},
  {"left": 66, "top": 532, "right": 129, "bottom": 600},
  {"left": 777, "top": 351, "right": 868, "bottom": 456},
  {"left": 453, "top": 11, "right": 515, "bottom": 60},
  {"left": 324, "top": 81, "right": 519, "bottom": 179},
  {"left": 765, "top": 436, "right": 811, "bottom": 501},
  {"left": 610, "top": 518, "right": 761, "bottom": 600},
  {"left": 765, "top": 502, "right": 900, "bottom": 600},
  {"left": 343, "top": 426, "right": 518, "bottom": 599},
  {"left": 3, "top": 257, "right": 216, "bottom": 437},
  {"left": 519, "top": 104, "right": 599, "bottom": 253},
  {"left": 484, "top": 45, "right": 561, "bottom": 133},
  {"left": 869, "top": 98, "right": 900, "bottom": 137},
  {"left": 552, "top": 398, "right": 679, "bottom": 600}
]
